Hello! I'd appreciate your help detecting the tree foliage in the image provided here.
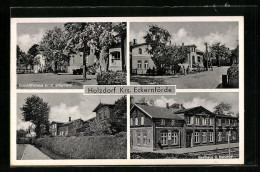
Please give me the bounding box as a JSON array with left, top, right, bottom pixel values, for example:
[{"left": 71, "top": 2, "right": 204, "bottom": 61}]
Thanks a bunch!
[
  {"left": 20, "top": 95, "right": 50, "bottom": 138},
  {"left": 27, "top": 44, "right": 39, "bottom": 57},
  {"left": 143, "top": 25, "right": 190, "bottom": 74},
  {"left": 210, "top": 42, "right": 231, "bottom": 67},
  {"left": 213, "top": 102, "right": 232, "bottom": 115}
]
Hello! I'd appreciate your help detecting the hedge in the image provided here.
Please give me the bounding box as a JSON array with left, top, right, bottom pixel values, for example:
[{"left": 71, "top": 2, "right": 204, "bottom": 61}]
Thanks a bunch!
[
  {"left": 35, "top": 132, "right": 127, "bottom": 159},
  {"left": 97, "top": 71, "right": 126, "bottom": 85}
]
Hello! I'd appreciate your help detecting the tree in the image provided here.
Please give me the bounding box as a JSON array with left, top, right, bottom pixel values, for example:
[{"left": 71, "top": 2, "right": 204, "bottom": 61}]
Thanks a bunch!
[
  {"left": 17, "top": 129, "right": 27, "bottom": 139},
  {"left": 40, "top": 27, "right": 68, "bottom": 73},
  {"left": 20, "top": 95, "right": 50, "bottom": 138},
  {"left": 213, "top": 102, "right": 232, "bottom": 115},
  {"left": 231, "top": 44, "right": 239, "bottom": 64},
  {"left": 144, "top": 25, "right": 171, "bottom": 73},
  {"left": 210, "top": 42, "right": 231, "bottom": 67},
  {"left": 27, "top": 44, "right": 39, "bottom": 57}
]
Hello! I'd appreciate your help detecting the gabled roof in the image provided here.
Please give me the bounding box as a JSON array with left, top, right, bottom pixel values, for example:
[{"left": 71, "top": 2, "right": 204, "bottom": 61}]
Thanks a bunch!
[
  {"left": 131, "top": 43, "right": 148, "bottom": 48},
  {"left": 175, "top": 106, "right": 215, "bottom": 116},
  {"left": 92, "top": 103, "right": 115, "bottom": 112},
  {"left": 61, "top": 118, "right": 83, "bottom": 126},
  {"left": 133, "top": 104, "right": 184, "bottom": 120}
]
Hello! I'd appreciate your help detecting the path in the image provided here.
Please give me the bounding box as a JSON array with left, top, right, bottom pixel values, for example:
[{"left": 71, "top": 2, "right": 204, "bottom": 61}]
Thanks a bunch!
[
  {"left": 131, "top": 66, "right": 229, "bottom": 88},
  {"left": 21, "top": 144, "right": 51, "bottom": 160},
  {"left": 131, "top": 143, "right": 239, "bottom": 154}
]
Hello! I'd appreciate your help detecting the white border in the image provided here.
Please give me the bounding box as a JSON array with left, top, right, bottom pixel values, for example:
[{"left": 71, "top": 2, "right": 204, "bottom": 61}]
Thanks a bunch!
[{"left": 11, "top": 16, "right": 244, "bottom": 166}]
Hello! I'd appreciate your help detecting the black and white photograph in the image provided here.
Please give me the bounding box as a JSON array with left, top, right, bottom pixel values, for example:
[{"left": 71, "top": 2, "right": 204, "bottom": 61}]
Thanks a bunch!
[
  {"left": 130, "top": 93, "right": 239, "bottom": 159},
  {"left": 130, "top": 22, "right": 239, "bottom": 88},
  {"left": 16, "top": 94, "right": 127, "bottom": 159},
  {"left": 16, "top": 22, "right": 127, "bottom": 89}
]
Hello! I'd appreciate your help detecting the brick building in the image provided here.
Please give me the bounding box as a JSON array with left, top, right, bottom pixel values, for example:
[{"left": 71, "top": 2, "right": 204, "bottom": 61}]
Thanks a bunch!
[
  {"left": 130, "top": 103, "right": 239, "bottom": 151},
  {"left": 58, "top": 117, "right": 84, "bottom": 136}
]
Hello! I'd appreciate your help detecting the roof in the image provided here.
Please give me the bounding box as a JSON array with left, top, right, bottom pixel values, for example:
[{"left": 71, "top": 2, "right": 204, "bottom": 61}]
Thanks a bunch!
[
  {"left": 131, "top": 43, "right": 148, "bottom": 48},
  {"left": 133, "top": 104, "right": 184, "bottom": 120},
  {"left": 92, "top": 103, "right": 115, "bottom": 112},
  {"left": 84, "top": 117, "right": 96, "bottom": 123},
  {"left": 216, "top": 114, "right": 238, "bottom": 119},
  {"left": 50, "top": 121, "right": 64, "bottom": 125},
  {"left": 175, "top": 106, "right": 215, "bottom": 116},
  {"left": 61, "top": 118, "right": 83, "bottom": 126}
]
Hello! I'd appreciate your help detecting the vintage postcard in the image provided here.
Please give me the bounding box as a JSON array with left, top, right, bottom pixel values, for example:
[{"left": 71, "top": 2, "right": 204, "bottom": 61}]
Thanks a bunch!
[{"left": 10, "top": 17, "right": 244, "bottom": 166}]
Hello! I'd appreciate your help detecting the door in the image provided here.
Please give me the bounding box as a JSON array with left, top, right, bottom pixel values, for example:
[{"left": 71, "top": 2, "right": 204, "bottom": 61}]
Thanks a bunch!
[{"left": 186, "top": 132, "right": 192, "bottom": 147}]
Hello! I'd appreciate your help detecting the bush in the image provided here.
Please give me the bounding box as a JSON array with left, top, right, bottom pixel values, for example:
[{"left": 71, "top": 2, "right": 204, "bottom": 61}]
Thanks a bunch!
[
  {"left": 97, "top": 71, "right": 126, "bottom": 85},
  {"left": 34, "top": 133, "right": 127, "bottom": 159},
  {"left": 227, "top": 64, "right": 239, "bottom": 79},
  {"left": 130, "top": 152, "right": 198, "bottom": 159}
]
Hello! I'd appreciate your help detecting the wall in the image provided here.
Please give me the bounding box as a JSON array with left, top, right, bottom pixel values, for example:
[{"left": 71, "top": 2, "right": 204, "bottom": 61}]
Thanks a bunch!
[
  {"left": 96, "top": 105, "right": 111, "bottom": 122},
  {"left": 108, "top": 47, "right": 122, "bottom": 71},
  {"left": 131, "top": 127, "right": 153, "bottom": 151}
]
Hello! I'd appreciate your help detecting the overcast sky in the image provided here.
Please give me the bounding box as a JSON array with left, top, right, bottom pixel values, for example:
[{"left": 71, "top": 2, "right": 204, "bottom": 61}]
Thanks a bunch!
[
  {"left": 17, "top": 23, "right": 65, "bottom": 52},
  {"left": 130, "top": 22, "right": 238, "bottom": 51},
  {"left": 17, "top": 93, "right": 123, "bottom": 130},
  {"left": 132, "top": 92, "right": 239, "bottom": 114}
]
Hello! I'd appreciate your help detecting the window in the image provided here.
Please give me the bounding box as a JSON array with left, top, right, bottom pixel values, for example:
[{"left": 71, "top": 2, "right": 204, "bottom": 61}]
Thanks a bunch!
[
  {"left": 202, "top": 118, "right": 206, "bottom": 125},
  {"left": 218, "top": 132, "right": 222, "bottom": 141},
  {"left": 99, "top": 112, "right": 102, "bottom": 120},
  {"left": 187, "top": 116, "right": 193, "bottom": 125},
  {"left": 137, "top": 132, "right": 141, "bottom": 145},
  {"left": 202, "top": 132, "right": 207, "bottom": 142},
  {"left": 104, "top": 108, "right": 107, "bottom": 119},
  {"left": 143, "top": 132, "right": 147, "bottom": 146},
  {"left": 141, "top": 117, "right": 144, "bottom": 125},
  {"left": 144, "top": 60, "right": 149, "bottom": 69},
  {"left": 161, "top": 132, "right": 167, "bottom": 145},
  {"left": 226, "top": 119, "right": 230, "bottom": 126},
  {"left": 111, "top": 51, "right": 120, "bottom": 60},
  {"left": 195, "top": 117, "right": 200, "bottom": 125},
  {"left": 135, "top": 118, "right": 138, "bottom": 125},
  {"left": 198, "top": 56, "right": 201, "bottom": 63},
  {"left": 139, "top": 48, "right": 142, "bottom": 54},
  {"left": 209, "top": 118, "right": 213, "bottom": 126},
  {"left": 209, "top": 132, "right": 214, "bottom": 142},
  {"left": 130, "top": 118, "right": 133, "bottom": 126},
  {"left": 161, "top": 119, "right": 165, "bottom": 125},
  {"left": 172, "top": 132, "right": 178, "bottom": 145},
  {"left": 171, "top": 120, "right": 175, "bottom": 126},
  {"left": 218, "top": 119, "right": 222, "bottom": 126},
  {"left": 194, "top": 132, "right": 200, "bottom": 143},
  {"left": 137, "top": 60, "right": 142, "bottom": 68},
  {"left": 232, "top": 131, "right": 237, "bottom": 140},
  {"left": 205, "top": 118, "right": 208, "bottom": 125}
]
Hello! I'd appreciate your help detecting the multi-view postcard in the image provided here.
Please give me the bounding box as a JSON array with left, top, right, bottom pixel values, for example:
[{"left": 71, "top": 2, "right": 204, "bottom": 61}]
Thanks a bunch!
[{"left": 10, "top": 17, "right": 244, "bottom": 166}]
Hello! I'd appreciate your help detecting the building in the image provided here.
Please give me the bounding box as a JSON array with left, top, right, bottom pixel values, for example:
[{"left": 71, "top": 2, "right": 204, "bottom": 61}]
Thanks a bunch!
[
  {"left": 49, "top": 121, "right": 64, "bottom": 136},
  {"left": 130, "top": 103, "right": 239, "bottom": 151},
  {"left": 58, "top": 117, "right": 84, "bottom": 136},
  {"left": 33, "top": 53, "right": 46, "bottom": 73},
  {"left": 130, "top": 40, "right": 204, "bottom": 75},
  {"left": 92, "top": 103, "right": 116, "bottom": 122}
]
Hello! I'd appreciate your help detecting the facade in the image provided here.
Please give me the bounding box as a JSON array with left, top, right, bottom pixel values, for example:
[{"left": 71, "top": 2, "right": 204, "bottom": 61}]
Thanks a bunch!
[
  {"left": 58, "top": 118, "right": 84, "bottom": 136},
  {"left": 130, "top": 41, "right": 204, "bottom": 75},
  {"left": 49, "top": 121, "right": 64, "bottom": 136},
  {"left": 130, "top": 103, "right": 239, "bottom": 151},
  {"left": 92, "top": 103, "right": 116, "bottom": 122}
]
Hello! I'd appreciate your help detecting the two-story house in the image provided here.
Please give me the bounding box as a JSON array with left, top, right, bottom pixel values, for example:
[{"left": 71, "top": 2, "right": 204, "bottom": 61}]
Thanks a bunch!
[
  {"left": 49, "top": 121, "right": 64, "bottom": 136},
  {"left": 92, "top": 103, "right": 116, "bottom": 122},
  {"left": 130, "top": 103, "right": 239, "bottom": 151}
]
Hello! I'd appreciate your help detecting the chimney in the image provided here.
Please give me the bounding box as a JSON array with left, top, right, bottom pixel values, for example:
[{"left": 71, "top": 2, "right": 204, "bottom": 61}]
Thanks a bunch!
[
  {"left": 166, "top": 103, "right": 169, "bottom": 109},
  {"left": 133, "top": 39, "right": 137, "bottom": 45},
  {"left": 69, "top": 117, "right": 71, "bottom": 122},
  {"left": 182, "top": 43, "right": 184, "bottom": 46}
]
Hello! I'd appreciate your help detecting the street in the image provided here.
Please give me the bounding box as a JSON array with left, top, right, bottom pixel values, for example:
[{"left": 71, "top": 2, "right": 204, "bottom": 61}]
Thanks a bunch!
[
  {"left": 131, "top": 66, "right": 229, "bottom": 89},
  {"left": 17, "top": 144, "right": 51, "bottom": 160}
]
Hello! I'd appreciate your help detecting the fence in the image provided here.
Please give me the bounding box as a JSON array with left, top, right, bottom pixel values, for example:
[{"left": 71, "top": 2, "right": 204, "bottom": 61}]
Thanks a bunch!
[{"left": 17, "top": 69, "right": 33, "bottom": 74}]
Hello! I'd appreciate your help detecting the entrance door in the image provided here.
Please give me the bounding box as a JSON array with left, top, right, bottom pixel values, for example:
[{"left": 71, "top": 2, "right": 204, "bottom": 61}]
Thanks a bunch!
[{"left": 186, "top": 132, "right": 192, "bottom": 147}]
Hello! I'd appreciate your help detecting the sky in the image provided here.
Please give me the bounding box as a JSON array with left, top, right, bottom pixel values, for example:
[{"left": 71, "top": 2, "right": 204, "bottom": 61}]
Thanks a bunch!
[
  {"left": 132, "top": 92, "right": 239, "bottom": 115},
  {"left": 17, "top": 23, "right": 65, "bottom": 52},
  {"left": 17, "top": 93, "right": 123, "bottom": 130},
  {"left": 130, "top": 22, "right": 238, "bottom": 51}
]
